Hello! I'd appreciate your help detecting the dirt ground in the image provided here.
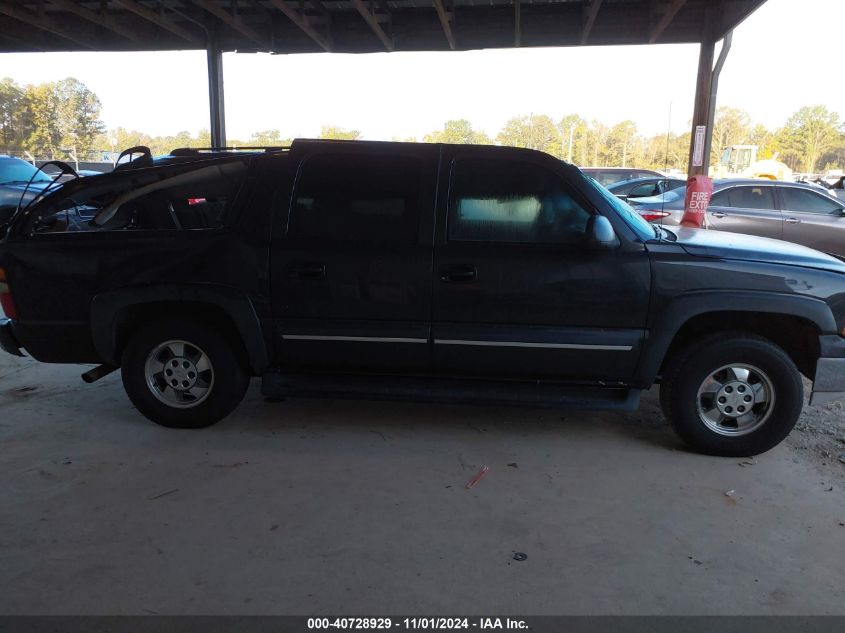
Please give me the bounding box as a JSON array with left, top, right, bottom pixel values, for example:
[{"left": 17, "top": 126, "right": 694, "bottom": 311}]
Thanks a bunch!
[
  {"left": 789, "top": 379, "right": 845, "bottom": 478},
  {"left": 1, "top": 348, "right": 844, "bottom": 615}
]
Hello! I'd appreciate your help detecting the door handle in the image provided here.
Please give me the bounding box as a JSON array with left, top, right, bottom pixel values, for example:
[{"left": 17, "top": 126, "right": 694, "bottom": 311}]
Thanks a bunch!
[
  {"left": 289, "top": 262, "right": 326, "bottom": 279},
  {"left": 711, "top": 211, "right": 726, "bottom": 219},
  {"left": 785, "top": 217, "right": 800, "bottom": 224},
  {"left": 440, "top": 265, "right": 477, "bottom": 283}
]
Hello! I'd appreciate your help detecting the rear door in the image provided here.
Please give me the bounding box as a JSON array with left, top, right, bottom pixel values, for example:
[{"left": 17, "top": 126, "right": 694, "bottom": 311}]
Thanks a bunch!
[
  {"left": 431, "top": 149, "right": 651, "bottom": 382},
  {"left": 270, "top": 144, "right": 438, "bottom": 372},
  {"left": 707, "top": 184, "right": 782, "bottom": 239},
  {"left": 779, "top": 185, "right": 845, "bottom": 258}
]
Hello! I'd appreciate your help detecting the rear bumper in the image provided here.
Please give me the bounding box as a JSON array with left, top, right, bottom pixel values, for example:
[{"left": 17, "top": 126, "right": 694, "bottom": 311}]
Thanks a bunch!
[
  {"left": 809, "top": 335, "right": 845, "bottom": 405},
  {"left": 0, "top": 318, "right": 24, "bottom": 357}
]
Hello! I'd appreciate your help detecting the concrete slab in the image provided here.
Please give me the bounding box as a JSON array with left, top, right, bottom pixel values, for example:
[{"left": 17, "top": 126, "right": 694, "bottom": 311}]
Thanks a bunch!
[{"left": 0, "top": 351, "right": 843, "bottom": 615}]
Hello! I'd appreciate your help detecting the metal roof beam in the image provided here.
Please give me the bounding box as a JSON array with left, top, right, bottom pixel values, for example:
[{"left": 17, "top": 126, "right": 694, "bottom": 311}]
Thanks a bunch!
[
  {"left": 111, "top": 0, "right": 204, "bottom": 46},
  {"left": 191, "top": 0, "right": 268, "bottom": 48},
  {"left": 352, "top": 0, "right": 393, "bottom": 52},
  {"left": 0, "top": 1, "right": 95, "bottom": 49},
  {"left": 266, "top": 0, "right": 332, "bottom": 51},
  {"left": 650, "top": 0, "right": 688, "bottom": 43},
  {"left": 581, "top": 0, "right": 603, "bottom": 45},
  {"left": 48, "top": 0, "right": 143, "bottom": 44},
  {"left": 432, "top": 0, "right": 455, "bottom": 50}
]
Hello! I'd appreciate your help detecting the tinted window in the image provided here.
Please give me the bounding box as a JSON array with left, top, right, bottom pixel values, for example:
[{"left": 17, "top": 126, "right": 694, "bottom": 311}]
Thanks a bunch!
[
  {"left": 781, "top": 187, "right": 842, "bottom": 214},
  {"left": 595, "top": 171, "right": 629, "bottom": 186},
  {"left": 290, "top": 153, "right": 421, "bottom": 244},
  {"left": 712, "top": 186, "right": 776, "bottom": 210},
  {"left": 449, "top": 158, "right": 591, "bottom": 243},
  {"left": 629, "top": 182, "right": 662, "bottom": 198}
]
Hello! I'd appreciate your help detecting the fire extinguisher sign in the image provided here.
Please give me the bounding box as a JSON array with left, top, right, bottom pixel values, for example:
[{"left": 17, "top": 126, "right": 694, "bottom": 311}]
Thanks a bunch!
[{"left": 692, "top": 125, "right": 706, "bottom": 167}]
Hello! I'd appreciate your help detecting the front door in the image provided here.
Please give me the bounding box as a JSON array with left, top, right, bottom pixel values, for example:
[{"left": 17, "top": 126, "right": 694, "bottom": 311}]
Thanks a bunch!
[
  {"left": 270, "top": 145, "right": 438, "bottom": 372},
  {"left": 431, "top": 151, "right": 651, "bottom": 382}
]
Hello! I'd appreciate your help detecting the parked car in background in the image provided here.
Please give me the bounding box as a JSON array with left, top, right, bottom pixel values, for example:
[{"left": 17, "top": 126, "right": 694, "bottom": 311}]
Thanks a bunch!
[
  {"left": 580, "top": 167, "right": 665, "bottom": 186},
  {"left": 628, "top": 179, "right": 845, "bottom": 259},
  {"left": 0, "top": 156, "right": 59, "bottom": 226},
  {"left": 606, "top": 176, "right": 686, "bottom": 202}
]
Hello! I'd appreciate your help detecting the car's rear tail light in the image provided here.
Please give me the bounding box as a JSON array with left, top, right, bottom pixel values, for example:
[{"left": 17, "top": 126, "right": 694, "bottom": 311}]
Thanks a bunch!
[
  {"left": 0, "top": 267, "right": 18, "bottom": 319},
  {"left": 638, "top": 209, "right": 672, "bottom": 222}
]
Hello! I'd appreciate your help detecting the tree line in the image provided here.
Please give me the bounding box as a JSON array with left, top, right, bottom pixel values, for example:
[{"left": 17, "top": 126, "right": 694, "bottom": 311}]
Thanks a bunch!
[{"left": 2, "top": 76, "right": 843, "bottom": 174}]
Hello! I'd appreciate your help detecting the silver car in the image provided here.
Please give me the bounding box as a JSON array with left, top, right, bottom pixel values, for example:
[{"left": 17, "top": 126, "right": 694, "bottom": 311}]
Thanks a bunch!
[{"left": 628, "top": 179, "right": 845, "bottom": 259}]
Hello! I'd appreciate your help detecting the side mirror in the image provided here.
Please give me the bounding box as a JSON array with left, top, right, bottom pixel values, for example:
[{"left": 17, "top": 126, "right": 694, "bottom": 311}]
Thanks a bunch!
[{"left": 588, "top": 215, "right": 619, "bottom": 249}]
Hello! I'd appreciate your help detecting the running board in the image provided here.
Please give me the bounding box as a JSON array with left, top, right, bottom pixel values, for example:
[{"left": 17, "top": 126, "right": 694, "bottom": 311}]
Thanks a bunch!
[{"left": 261, "top": 372, "right": 641, "bottom": 411}]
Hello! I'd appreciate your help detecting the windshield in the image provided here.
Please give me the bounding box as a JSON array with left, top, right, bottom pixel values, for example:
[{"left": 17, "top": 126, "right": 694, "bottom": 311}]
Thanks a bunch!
[
  {"left": 0, "top": 157, "right": 53, "bottom": 185},
  {"left": 577, "top": 173, "right": 656, "bottom": 240}
]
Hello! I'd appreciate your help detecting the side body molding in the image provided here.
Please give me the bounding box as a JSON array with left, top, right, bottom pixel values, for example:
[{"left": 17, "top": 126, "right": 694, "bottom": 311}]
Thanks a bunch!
[
  {"left": 90, "top": 284, "right": 269, "bottom": 374},
  {"left": 635, "top": 290, "right": 838, "bottom": 386}
]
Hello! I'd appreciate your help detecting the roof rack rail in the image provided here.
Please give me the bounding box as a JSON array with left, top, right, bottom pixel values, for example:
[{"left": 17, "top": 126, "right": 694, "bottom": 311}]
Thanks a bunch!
[{"left": 169, "top": 146, "right": 291, "bottom": 156}]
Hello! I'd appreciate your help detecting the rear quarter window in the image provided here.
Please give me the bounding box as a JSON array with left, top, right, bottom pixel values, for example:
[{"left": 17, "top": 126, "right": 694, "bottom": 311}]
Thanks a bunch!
[{"left": 26, "top": 161, "right": 248, "bottom": 235}]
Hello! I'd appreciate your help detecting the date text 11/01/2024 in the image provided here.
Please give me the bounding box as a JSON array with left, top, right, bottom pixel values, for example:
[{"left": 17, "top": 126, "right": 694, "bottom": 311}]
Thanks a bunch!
[{"left": 307, "top": 618, "right": 529, "bottom": 630}]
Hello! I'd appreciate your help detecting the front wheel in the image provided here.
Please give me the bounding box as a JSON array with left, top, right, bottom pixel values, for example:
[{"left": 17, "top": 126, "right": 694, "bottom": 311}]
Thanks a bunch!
[
  {"left": 660, "top": 333, "right": 804, "bottom": 456},
  {"left": 121, "top": 319, "right": 250, "bottom": 428}
]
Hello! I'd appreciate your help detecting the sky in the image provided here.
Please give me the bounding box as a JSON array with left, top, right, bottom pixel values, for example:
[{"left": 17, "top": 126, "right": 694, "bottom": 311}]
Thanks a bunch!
[{"left": 0, "top": 0, "right": 842, "bottom": 141}]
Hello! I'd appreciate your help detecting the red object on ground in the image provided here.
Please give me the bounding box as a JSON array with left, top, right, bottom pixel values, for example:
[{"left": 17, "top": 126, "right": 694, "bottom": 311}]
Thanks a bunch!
[
  {"left": 681, "top": 175, "right": 713, "bottom": 228},
  {"left": 465, "top": 465, "right": 490, "bottom": 490}
]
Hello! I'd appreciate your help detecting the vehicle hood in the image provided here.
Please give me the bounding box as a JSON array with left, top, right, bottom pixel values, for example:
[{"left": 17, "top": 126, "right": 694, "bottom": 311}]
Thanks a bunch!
[{"left": 667, "top": 226, "right": 845, "bottom": 274}]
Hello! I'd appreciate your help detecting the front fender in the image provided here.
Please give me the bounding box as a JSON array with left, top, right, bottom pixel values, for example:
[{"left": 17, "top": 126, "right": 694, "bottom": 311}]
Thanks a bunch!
[
  {"left": 635, "top": 290, "right": 837, "bottom": 385},
  {"left": 90, "top": 283, "right": 269, "bottom": 374}
]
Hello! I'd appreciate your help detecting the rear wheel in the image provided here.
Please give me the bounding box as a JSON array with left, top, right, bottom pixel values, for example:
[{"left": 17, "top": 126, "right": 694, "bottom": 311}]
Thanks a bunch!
[
  {"left": 660, "top": 333, "right": 803, "bottom": 456},
  {"left": 121, "top": 319, "right": 250, "bottom": 428}
]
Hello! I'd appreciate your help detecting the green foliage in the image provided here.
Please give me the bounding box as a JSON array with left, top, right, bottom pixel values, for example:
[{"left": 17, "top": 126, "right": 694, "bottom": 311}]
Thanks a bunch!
[
  {"left": 6, "top": 78, "right": 105, "bottom": 159},
  {"left": 249, "top": 129, "right": 290, "bottom": 146},
  {"left": 710, "top": 107, "right": 751, "bottom": 166},
  {"left": 558, "top": 114, "right": 588, "bottom": 164},
  {"left": 775, "top": 105, "right": 842, "bottom": 173},
  {"left": 496, "top": 114, "right": 561, "bottom": 155},
  {"left": 423, "top": 119, "right": 491, "bottom": 145},
  {"left": 319, "top": 125, "right": 361, "bottom": 141},
  {"left": 2, "top": 74, "right": 843, "bottom": 174},
  {"left": 0, "top": 77, "right": 28, "bottom": 149}
]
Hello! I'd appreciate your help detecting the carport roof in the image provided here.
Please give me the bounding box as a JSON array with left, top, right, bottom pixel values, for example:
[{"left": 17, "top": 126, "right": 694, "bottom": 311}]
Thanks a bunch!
[{"left": 1, "top": 0, "right": 765, "bottom": 54}]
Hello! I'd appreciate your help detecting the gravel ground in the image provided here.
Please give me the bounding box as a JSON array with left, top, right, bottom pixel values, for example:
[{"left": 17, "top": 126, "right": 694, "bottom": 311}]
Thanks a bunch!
[{"left": 787, "top": 379, "right": 845, "bottom": 482}]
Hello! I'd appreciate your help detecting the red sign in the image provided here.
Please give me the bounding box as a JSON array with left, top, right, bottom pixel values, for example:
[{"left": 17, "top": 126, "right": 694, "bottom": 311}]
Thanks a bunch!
[{"left": 681, "top": 175, "right": 713, "bottom": 228}]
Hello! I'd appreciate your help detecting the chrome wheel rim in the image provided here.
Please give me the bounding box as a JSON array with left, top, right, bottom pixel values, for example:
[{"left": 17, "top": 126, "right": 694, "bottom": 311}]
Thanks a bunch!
[
  {"left": 696, "top": 363, "right": 774, "bottom": 436},
  {"left": 144, "top": 340, "right": 214, "bottom": 409}
]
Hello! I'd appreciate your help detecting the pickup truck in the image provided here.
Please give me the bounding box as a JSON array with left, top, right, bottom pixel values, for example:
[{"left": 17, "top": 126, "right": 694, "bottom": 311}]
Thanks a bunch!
[{"left": 1, "top": 139, "right": 844, "bottom": 456}]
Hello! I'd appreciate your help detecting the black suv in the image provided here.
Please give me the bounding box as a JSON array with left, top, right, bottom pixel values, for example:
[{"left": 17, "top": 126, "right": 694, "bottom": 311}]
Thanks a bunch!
[{"left": 1, "top": 140, "right": 844, "bottom": 456}]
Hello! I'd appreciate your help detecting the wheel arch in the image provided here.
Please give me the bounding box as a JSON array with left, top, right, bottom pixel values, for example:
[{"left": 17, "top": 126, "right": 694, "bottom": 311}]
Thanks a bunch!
[
  {"left": 636, "top": 291, "right": 834, "bottom": 386},
  {"left": 90, "top": 284, "right": 269, "bottom": 374}
]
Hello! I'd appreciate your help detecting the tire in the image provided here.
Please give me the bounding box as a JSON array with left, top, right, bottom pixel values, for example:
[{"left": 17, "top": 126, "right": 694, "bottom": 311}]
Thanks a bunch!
[
  {"left": 121, "top": 318, "right": 250, "bottom": 428},
  {"left": 660, "top": 332, "right": 804, "bottom": 456}
]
